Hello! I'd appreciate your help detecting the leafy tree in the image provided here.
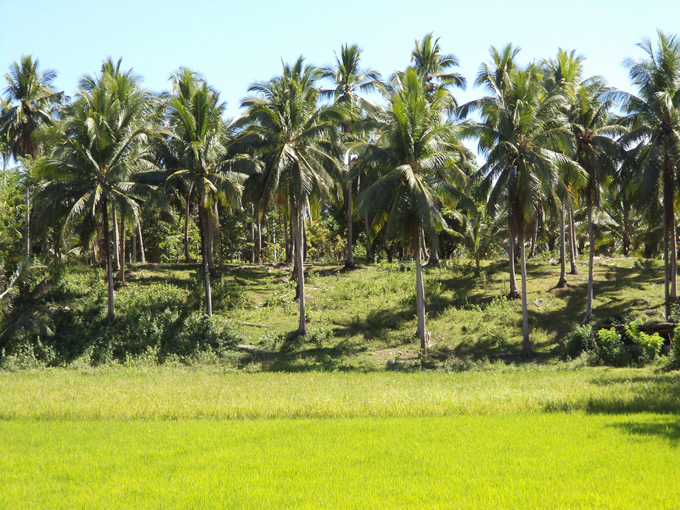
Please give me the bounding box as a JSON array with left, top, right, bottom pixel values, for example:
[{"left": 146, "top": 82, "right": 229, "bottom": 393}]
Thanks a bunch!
[
  {"left": 1, "top": 56, "right": 62, "bottom": 258},
  {"left": 34, "top": 58, "right": 153, "bottom": 320},
  {"left": 410, "top": 33, "right": 466, "bottom": 99},
  {"left": 163, "top": 68, "right": 247, "bottom": 315},
  {"left": 613, "top": 31, "right": 680, "bottom": 318},
  {"left": 355, "top": 67, "right": 468, "bottom": 353},
  {"left": 467, "top": 62, "right": 584, "bottom": 357},
  {"left": 568, "top": 81, "right": 621, "bottom": 323},
  {"left": 242, "top": 58, "right": 343, "bottom": 335},
  {"left": 321, "top": 43, "right": 380, "bottom": 269},
  {"left": 463, "top": 44, "right": 521, "bottom": 297}
]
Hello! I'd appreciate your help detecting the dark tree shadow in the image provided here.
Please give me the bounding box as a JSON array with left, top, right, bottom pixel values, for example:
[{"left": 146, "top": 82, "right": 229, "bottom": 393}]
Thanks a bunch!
[{"left": 609, "top": 418, "right": 680, "bottom": 445}]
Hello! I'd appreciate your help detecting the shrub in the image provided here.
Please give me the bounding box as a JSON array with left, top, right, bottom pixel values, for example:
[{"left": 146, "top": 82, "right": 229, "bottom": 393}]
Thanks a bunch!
[
  {"left": 624, "top": 319, "right": 665, "bottom": 361},
  {"left": 565, "top": 325, "right": 595, "bottom": 359},
  {"left": 565, "top": 325, "right": 631, "bottom": 366},
  {"left": 594, "top": 328, "right": 631, "bottom": 366}
]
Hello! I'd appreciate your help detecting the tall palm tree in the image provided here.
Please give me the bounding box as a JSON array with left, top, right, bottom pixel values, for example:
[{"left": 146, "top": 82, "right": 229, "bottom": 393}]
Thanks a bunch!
[
  {"left": 321, "top": 44, "right": 381, "bottom": 270},
  {"left": 33, "top": 58, "right": 152, "bottom": 320},
  {"left": 568, "top": 80, "right": 621, "bottom": 323},
  {"left": 410, "top": 33, "right": 466, "bottom": 98},
  {"left": 542, "top": 49, "right": 584, "bottom": 288},
  {"left": 242, "top": 57, "right": 343, "bottom": 335},
  {"left": 355, "top": 67, "right": 468, "bottom": 353},
  {"left": 467, "top": 63, "right": 584, "bottom": 357},
  {"left": 410, "top": 33, "right": 466, "bottom": 265},
  {"left": 163, "top": 68, "right": 246, "bottom": 315},
  {"left": 613, "top": 31, "right": 680, "bottom": 319},
  {"left": 1, "top": 56, "right": 62, "bottom": 258},
  {"left": 463, "top": 44, "right": 521, "bottom": 297}
]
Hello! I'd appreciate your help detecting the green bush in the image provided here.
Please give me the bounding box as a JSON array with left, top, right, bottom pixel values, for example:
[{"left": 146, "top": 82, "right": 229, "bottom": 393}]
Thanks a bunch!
[
  {"left": 624, "top": 319, "right": 665, "bottom": 361},
  {"left": 565, "top": 325, "right": 595, "bottom": 359},
  {"left": 565, "top": 325, "right": 631, "bottom": 366},
  {"left": 594, "top": 328, "right": 631, "bottom": 366}
]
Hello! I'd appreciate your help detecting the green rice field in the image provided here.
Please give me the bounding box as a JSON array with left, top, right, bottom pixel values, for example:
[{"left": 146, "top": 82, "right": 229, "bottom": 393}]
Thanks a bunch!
[{"left": 1, "top": 367, "right": 679, "bottom": 508}]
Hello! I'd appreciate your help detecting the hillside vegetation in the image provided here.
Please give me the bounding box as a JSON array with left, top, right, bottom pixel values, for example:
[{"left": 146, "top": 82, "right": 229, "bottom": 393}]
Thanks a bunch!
[{"left": 1, "top": 255, "right": 672, "bottom": 371}]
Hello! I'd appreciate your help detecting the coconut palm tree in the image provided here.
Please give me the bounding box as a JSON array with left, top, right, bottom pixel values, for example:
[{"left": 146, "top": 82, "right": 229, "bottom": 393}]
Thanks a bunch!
[
  {"left": 354, "top": 67, "right": 469, "bottom": 354},
  {"left": 162, "top": 68, "right": 247, "bottom": 315},
  {"left": 568, "top": 80, "right": 622, "bottom": 323},
  {"left": 410, "top": 33, "right": 466, "bottom": 98},
  {"left": 1, "top": 56, "right": 62, "bottom": 258},
  {"left": 242, "top": 57, "right": 343, "bottom": 335},
  {"left": 33, "top": 58, "right": 153, "bottom": 320},
  {"left": 321, "top": 44, "right": 381, "bottom": 270},
  {"left": 542, "top": 49, "right": 584, "bottom": 288},
  {"left": 462, "top": 44, "right": 521, "bottom": 297},
  {"left": 466, "top": 63, "right": 584, "bottom": 357},
  {"left": 612, "top": 31, "right": 680, "bottom": 319}
]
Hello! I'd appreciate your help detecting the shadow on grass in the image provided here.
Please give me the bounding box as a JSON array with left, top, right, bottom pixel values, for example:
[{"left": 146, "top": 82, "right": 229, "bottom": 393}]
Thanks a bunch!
[
  {"left": 543, "top": 373, "right": 680, "bottom": 414},
  {"left": 609, "top": 418, "right": 680, "bottom": 445},
  {"left": 236, "top": 334, "right": 373, "bottom": 372}
]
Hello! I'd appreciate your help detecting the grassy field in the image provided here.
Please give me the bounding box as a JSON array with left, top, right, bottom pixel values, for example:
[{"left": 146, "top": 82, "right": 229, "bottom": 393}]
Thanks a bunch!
[
  {"left": 16, "top": 254, "right": 665, "bottom": 370},
  {"left": 1, "top": 366, "right": 679, "bottom": 419},
  {"left": 2, "top": 257, "right": 678, "bottom": 508},
  {"left": 2, "top": 413, "right": 679, "bottom": 509},
  {"left": 1, "top": 367, "right": 679, "bottom": 508}
]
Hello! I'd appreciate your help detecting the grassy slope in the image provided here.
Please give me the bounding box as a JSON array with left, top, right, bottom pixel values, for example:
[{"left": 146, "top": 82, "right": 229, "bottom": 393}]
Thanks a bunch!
[{"left": 118, "top": 255, "right": 665, "bottom": 367}]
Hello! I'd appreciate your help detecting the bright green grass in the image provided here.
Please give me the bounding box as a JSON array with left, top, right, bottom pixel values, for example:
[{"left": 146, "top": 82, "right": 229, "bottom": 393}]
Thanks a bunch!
[
  {"left": 1, "top": 367, "right": 678, "bottom": 419},
  {"left": 121, "top": 256, "right": 666, "bottom": 364},
  {"left": 2, "top": 413, "right": 679, "bottom": 509}
]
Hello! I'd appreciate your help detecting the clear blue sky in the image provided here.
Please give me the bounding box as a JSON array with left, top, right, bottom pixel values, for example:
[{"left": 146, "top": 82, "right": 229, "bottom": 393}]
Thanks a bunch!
[{"left": 2, "top": 0, "right": 679, "bottom": 118}]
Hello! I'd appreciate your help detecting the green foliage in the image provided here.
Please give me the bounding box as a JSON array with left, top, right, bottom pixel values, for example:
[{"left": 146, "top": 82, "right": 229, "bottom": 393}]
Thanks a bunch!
[
  {"left": 666, "top": 328, "right": 680, "bottom": 369},
  {"left": 624, "top": 319, "right": 664, "bottom": 361},
  {"left": 594, "top": 328, "right": 630, "bottom": 366},
  {"left": 306, "top": 216, "right": 344, "bottom": 262},
  {"left": 565, "top": 325, "right": 595, "bottom": 358},
  {"left": 567, "top": 325, "right": 631, "bottom": 366},
  {"left": 0, "top": 169, "right": 25, "bottom": 267}
]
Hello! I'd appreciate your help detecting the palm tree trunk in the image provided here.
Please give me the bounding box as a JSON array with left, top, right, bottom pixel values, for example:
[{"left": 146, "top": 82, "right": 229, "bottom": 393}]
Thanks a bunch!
[
  {"left": 112, "top": 205, "right": 120, "bottom": 271},
  {"left": 119, "top": 208, "right": 126, "bottom": 284},
  {"left": 184, "top": 196, "right": 191, "bottom": 262},
  {"left": 250, "top": 205, "right": 255, "bottom": 264},
  {"left": 207, "top": 205, "right": 217, "bottom": 277},
  {"left": 132, "top": 225, "right": 137, "bottom": 263},
  {"left": 364, "top": 213, "right": 373, "bottom": 263},
  {"left": 622, "top": 207, "right": 631, "bottom": 257},
  {"left": 557, "top": 205, "right": 567, "bottom": 288},
  {"left": 257, "top": 220, "right": 262, "bottom": 264},
  {"left": 284, "top": 208, "right": 292, "bottom": 265},
  {"left": 198, "top": 205, "right": 212, "bottom": 316},
  {"left": 345, "top": 178, "right": 355, "bottom": 269},
  {"left": 103, "top": 198, "right": 115, "bottom": 321},
  {"left": 291, "top": 204, "right": 298, "bottom": 283},
  {"left": 529, "top": 218, "right": 538, "bottom": 258},
  {"left": 568, "top": 203, "right": 578, "bottom": 275},
  {"left": 25, "top": 185, "right": 31, "bottom": 259},
  {"left": 583, "top": 189, "right": 595, "bottom": 324},
  {"left": 428, "top": 233, "right": 440, "bottom": 266},
  {"left": 137, "top": 219, "right": 146, "bottom": 264},
  {"left": 520, "top": 229, "right": 533, "bottom": 358},
  {"left": 272, "top": 216, "right": 278, "bottom": 261},
  {"left": 508, "top": 224, "right": 520, "bottom": 299},
  {"left": 415, "top": 230, "right": 427, "bottom": 354},
  {"left": 295, "top": 202, "right": 307, "bottom": 335},
  {"left": 663, "top": 159, "right": 677, "bottom": 318}
]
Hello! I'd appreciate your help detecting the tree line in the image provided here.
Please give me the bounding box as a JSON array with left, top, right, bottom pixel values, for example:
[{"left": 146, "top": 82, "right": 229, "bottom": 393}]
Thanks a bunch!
[{"left": 2, "top": 31, "right": 680, "bottom": 357}]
